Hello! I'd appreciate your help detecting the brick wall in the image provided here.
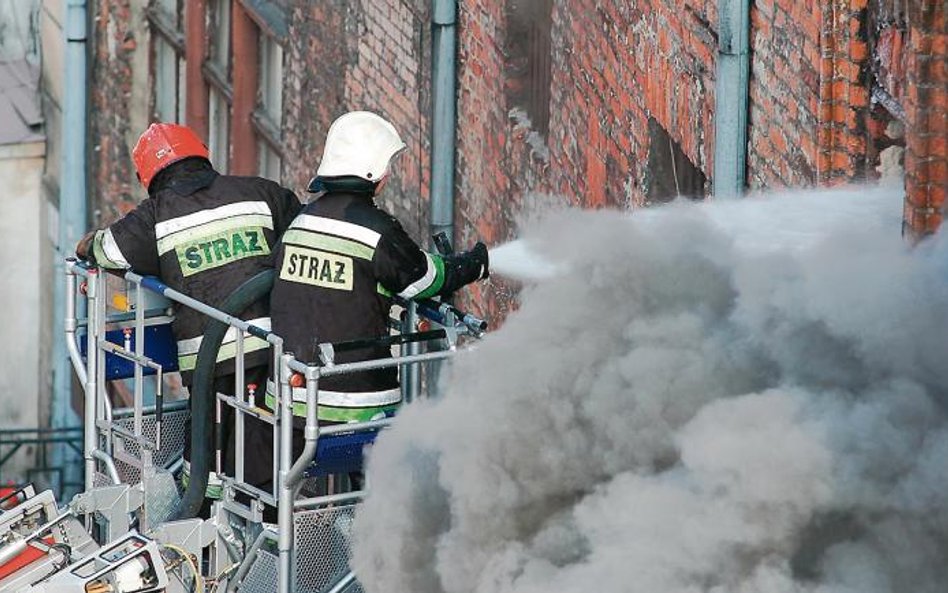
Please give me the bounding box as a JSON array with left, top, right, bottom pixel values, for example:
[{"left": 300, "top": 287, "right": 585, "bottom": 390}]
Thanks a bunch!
[
  {"left": 79, "top": 0, "right": 945, "bottom": 323},
  {"left": 454, "top": 1, "right": 719, "bottom": 320},
  {"left": 282, "top": 0, "right": 431, "bottom": 240},
  {"left": 748, "top": 0, "right": 823, "bottom": 186},
  {"left": 88, "top": 0, "right": 140, "bottom": 224},
  {"left": 344, "top": 0, "right": 430, "bottom": 239},
  {"left": 282, "top": 2, "right": 347, "bottom": 196},
  {"left": 902, "top": 1, "right": 947, "bottom": 237},
  {"left": 452, "top": 0, "right": 948, "bottom": 319},
  {"left": 814, "top": 0, "right": 873, "bottom": 184}
]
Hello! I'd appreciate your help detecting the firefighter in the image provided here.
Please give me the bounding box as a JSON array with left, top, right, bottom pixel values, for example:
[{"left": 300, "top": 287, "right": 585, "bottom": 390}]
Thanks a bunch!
[
  {"left": 258, "top": 111, "right": 489, "bottom": 489},
  {"left": 76, "top": 122, "right": 302, "bottom": 508}
]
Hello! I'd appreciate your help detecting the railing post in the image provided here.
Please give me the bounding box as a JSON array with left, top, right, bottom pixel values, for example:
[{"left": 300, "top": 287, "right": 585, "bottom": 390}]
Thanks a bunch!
[
  {"left": 278, "top": 352, "right": 295, "bottom": 593},
  {"left": 405, "top": 301, "right": 421, "bottom": 403},
  {"left": 82, "top": 269, "right": 99, "bottom": 493}
]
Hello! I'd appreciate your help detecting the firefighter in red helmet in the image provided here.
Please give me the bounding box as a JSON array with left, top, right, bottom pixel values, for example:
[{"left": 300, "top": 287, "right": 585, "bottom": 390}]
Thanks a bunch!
[{"left": 77, "top": 122, "right": 301, "bottom": 512}]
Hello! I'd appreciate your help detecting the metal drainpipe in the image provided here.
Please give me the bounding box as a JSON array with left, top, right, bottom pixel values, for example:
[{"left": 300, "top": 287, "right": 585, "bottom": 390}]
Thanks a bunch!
[
  {"left": 52, "top": 0, "right": 89, "bottom": 491},
  {"left": 712, "top": 0, "right": 751, "bottom": 198},
  {"left": 430, "top": 0, "right": 457, "bottom": 244},
  {"left": 421, "top": 0, "right": 458, "bottom": 399}
]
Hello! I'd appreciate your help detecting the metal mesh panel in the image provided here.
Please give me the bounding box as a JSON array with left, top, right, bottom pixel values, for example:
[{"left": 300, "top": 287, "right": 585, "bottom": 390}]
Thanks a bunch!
[
  {"left": 113, "top": 406, "right": 189, "bottom": 468},
  {"left": 144, "top": 469, "right": 180, "bottom": 527},
  {"left": 113, "top": 455, "right": 142, "bottom": 485},
  {"left": 294, "top": 505, "right": 363, "bottom": 593},
  {"left": 93, "top": 472, "right": 112, "bottom": 488},
  {"left": 240, "top": 549, "right": 280, "bottom": 593},
  {"left": 94, "top": 406, "right": 189, "bottom": 486}
]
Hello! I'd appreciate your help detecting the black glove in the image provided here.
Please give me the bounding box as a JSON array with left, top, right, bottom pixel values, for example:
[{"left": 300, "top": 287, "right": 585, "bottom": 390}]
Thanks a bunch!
[
  {"left": 437, "top": 242, "right": 490, "bottom": 297},
  {"left": 75, "top": 230, "right": 98, "bottom": 264},
  {"left": 468, "top": 241, "right": 489, "bottom": 280}
]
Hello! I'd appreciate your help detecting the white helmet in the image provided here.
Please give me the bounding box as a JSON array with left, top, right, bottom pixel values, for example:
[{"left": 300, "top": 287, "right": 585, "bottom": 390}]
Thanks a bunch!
[{"left": 315, "top": 111, "right": 406, "bottom": 182}]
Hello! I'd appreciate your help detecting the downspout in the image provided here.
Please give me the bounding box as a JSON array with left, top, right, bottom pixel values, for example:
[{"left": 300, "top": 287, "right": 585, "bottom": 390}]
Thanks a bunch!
[
  {"left": 430, "top": 0, "right": 457, "bottom": 244},
  {"left": 712, "top": 0, "right": 751, "bottom": 198},
  {"left": 52, "top": 0, "right": 88, "bottom": 489},
  {"left": 420, "top": 0, "right": 458, "bottom": 398}
]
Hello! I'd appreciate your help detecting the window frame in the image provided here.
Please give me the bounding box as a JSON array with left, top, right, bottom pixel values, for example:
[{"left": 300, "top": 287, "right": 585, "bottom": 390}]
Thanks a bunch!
[
  {"left": 503, "top": 0, "right": 554, "bottom": 136},
  {"left": 205, "top": 0, "right": 234, "bottom": 172},
  {"left": 253, "top": 29, "right": 284, "bottom": 179},
  {"left": 147, "top": 1, "right": 187, "bottom": 123}
]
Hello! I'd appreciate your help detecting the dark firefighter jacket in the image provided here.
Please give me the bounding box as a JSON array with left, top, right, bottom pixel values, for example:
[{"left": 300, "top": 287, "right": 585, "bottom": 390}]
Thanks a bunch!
[
  {"left": 268, "top": 190, "right": 482, "bottom": 423},
  {"left": 87, "top": 160, "right": 302, "bottom": 383}
]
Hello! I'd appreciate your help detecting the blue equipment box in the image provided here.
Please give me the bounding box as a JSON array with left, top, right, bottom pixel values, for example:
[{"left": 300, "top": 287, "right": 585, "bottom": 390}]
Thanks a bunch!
[
  {"left": 79, "top": 324, "right": 179, "bottom": 380},
  {"left": 306, "top": 428, "right": 381, "bottom": 478}
]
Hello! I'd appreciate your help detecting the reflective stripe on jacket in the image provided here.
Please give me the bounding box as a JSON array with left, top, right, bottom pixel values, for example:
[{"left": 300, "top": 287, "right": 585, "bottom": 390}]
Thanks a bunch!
[
  {"left": 263, "top": 380, "right": 400, "bottom": 422},
  {"left": 91, "top": 169, "right": 301, "bottom": 382},
  {"left": 269, "top": 191, "right": 447, "bottom": 405}
]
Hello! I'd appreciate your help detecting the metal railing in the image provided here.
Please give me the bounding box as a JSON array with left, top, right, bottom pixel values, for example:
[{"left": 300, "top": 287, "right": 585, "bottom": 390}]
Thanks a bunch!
[
  {"left": 0, "top": 426, "right": 84, "bottom": 500},
  {"left": 63, "top": 257, "right": 487, "bottom": 592}
]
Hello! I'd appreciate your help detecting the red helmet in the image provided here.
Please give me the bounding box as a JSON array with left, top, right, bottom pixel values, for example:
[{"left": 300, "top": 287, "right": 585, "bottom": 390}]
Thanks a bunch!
[{"left": 132, "top": 123, "right": 209, "bottom": 190}]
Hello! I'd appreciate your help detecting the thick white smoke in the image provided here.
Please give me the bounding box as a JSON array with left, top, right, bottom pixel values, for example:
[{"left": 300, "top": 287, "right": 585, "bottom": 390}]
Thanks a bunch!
[{"left": 351, "top": 184, "right": 948, "bottom": 593}]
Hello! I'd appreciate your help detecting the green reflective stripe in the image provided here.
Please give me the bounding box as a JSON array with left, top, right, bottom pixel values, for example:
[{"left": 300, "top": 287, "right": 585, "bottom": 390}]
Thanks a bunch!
[
  {"left": 377, "top": 282, "right": 393, "bottom": 297},
  {"left": 91, "top": 231, "right": 127, "bottom": 269},
  {"left": 413, "top": 254, "right": 446, "bottom": 299},
  {"left": 181, "top": 466, "right": 224, "bottom": 499},
  {"left": 157, "top": 215, "right": 274, "bottom": 254},
  {"left": 178, "top": 335, "right": 270, "bottom": 371},
  {"left": 282, "top": 229, "right": 375, "bottom": 260},
  {"left": 263, "top": 393, "right": 400, "bottom": 422}
]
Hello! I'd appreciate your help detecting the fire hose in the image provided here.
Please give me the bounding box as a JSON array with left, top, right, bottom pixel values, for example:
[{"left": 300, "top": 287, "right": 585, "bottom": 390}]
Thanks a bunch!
[{"left": 169, "top": 270, "right": 276, "bottom": 520}]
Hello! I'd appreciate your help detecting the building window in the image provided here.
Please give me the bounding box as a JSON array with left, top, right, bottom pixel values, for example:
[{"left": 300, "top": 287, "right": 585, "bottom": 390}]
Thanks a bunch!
[
  {"left": 866, "top": 0, "right": 907, "bottom": 181},
  {"left": 254, "top": 33, "right": 283, "bottom": 181},
  {"left": 504, "top": 0, "right": 553, "bottom": 136},
  {"left": 645, "top": 118, "right": 707, "bottom": 202},
  {"left": 206, "top": 0, "right": 232, "bottom": 172},
  {"left": 149, "top": 0, "right": 186, "bottom": 123}
]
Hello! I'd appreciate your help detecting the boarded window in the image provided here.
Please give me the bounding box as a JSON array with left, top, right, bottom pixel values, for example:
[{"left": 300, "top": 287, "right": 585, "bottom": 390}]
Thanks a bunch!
[
  {"left": 645, "top": 118, "right": 706, "bottom": 202},
  {"left": 868, "top": 0, "right": 908, "bottom": 120},
  {"left": 149, "top": 0, "right": 186, "bottom": 123},
  {"left": 206, "top": 0, "right": 232, "bottom": 173},
  {"left": 504, "top": 0, "right": 553, "bottom": 135},
  {"left": 866, "top": 0, "right": 907, "bottom": 181},
  {"left": 254, "top": 33, "right": 283, "bottom": 181}
]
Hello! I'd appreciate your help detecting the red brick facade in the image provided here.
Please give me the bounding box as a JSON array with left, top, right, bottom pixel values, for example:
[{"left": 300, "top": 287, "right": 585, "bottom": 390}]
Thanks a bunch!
[
  {"left": 83, "top": 0, "right": 947, "bottom": 318},
  {"left": 453, "top": 1, "right": 722, "bottom": 318},
  {"left": 88, "top": 0, "right": 140, "bottom": 223},
  {"left": 748, "top": 0, "right": 822, "bottom": 186},
  {"left": 902, "top": 1, "right": 947, "bottom": 237},
  {"left": 281, "top": 3, "right": 346, "bottom": 199},
  {"left": 815, "top": 0, "right": 872, "bottom": 183}
]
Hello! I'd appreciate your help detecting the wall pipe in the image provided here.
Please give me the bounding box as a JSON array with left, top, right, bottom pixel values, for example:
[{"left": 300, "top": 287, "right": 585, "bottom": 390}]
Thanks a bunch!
[
  {"left": 712, "top": 0, "right": 751, "bottom": 198},
  {"left": 430, "top": 0, "right": 458, "bottom": 243},
  {"left": 425, "top": 0, "right": 459, "bottom": 398},
  {"left": 52, "top": 0, "right": 89, "bottom": 495}
]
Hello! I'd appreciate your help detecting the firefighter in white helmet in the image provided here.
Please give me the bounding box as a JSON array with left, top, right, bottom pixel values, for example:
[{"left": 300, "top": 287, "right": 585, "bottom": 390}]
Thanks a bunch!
[{"left": 253, "top": 111, "right": 489, "bottom": 489}]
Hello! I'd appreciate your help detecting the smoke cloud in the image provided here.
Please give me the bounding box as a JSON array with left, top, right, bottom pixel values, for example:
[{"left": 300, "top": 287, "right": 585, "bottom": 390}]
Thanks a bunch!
[{"left": 350, "top": 184, "right": 948, "bottom": 593}]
